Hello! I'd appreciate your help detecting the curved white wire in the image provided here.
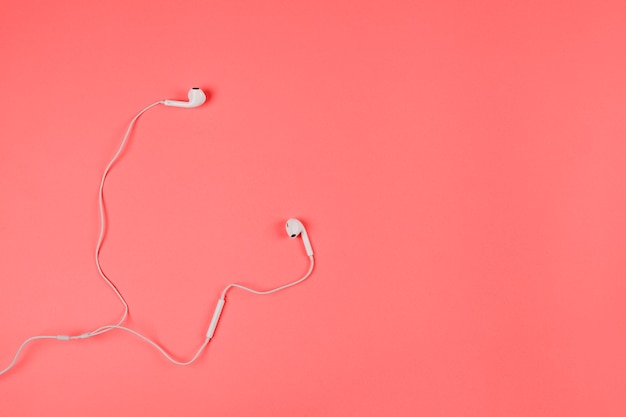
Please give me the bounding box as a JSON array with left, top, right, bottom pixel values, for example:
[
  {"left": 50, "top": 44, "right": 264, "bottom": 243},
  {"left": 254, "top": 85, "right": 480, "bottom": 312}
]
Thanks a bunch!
[
  {"left": 0, "top": 254, "right": 315, "bottom": 374},
  {"left": 221, "top": 256, "right": 315, "bottom": 300},
  {"left": 88, "top": 255, "right": 314, "bottom": 364},
  {"left": 90, "top": 100, "right": 164, "bottom": 336},
  {"left": 93, "top": 326, "right": 211, "bottom": 366},
  {"left": 0, "top": 99, "right": 316, "bottom": 376},
  {"left": 0, "top": 101, "right": 164, "bottom": 375},
  {"left": 0, "top": 336, "right": 58, "bottom": 376}
]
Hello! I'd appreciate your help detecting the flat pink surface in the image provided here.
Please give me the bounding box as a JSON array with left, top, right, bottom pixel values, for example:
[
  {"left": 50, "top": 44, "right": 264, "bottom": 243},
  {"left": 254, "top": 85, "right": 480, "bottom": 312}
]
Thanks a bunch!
[{"left": 1, "top": 0, "right": 626, "bottom": 415}]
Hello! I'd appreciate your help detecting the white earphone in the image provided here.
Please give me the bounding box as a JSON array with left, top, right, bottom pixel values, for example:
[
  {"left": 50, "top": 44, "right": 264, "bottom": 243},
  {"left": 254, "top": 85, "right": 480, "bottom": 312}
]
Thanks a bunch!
[
  {"left": 286, "top": 218, "right": 313, "bottom": 256},
  {"left": 163, "top": 87, "right": 207, "bottom": 108},
  {"left": 0, "top": 88, "right": 315, "bottom": 376}
]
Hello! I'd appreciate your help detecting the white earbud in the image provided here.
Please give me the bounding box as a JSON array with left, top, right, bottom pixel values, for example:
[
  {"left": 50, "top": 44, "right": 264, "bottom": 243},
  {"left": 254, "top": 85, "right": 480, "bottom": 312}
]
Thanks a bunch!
[
  {"left": 163, "top": 87, "right": 206, "bottom": 108},
  {"left": 286, "top": 218, "right": 313, "bottom": 256}
]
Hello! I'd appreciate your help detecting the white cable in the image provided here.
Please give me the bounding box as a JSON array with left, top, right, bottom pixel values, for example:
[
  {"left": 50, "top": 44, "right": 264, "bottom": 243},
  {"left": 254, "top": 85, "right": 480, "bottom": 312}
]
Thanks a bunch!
[
  {"left": 221, "top": 256, "right": 315, "bottom": 300},
  {"left": 0, "top": 102, "right": 164, "bottom": 375},
  {"left": 91, "top": 326, "right": 211, "bottom": 366},
  {"left": 0, "top": 99, "right": 315, "bottom": 376},
  {"left": 90, "top": 100, "right": 164, "bottom": 336},
  {"left": 0, "top": 336, "right": 58, "bottom": 376},
  {"left": 90, "top": 255, "right": 315, "bottom": 364}
]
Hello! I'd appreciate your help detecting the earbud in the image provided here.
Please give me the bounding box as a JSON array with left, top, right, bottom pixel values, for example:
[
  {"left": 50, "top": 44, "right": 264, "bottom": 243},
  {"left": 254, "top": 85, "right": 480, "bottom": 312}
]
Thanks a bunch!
[
  {"left": 285, "top": 218, "right": 313, "bottom": 256},
  {"left": 163, "top": 87, "right": 206, "bottom": 108}
]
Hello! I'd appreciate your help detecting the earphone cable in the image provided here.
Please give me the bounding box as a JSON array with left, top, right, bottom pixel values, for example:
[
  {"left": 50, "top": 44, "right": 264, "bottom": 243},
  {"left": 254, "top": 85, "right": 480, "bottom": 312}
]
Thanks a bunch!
[
  {"left": 89, "top": 100, "right": 164, "bottom": 336},
  {"left": 0, "top": 101, "right": 164, "bottom": 375},
  {"left": 84, "top": 255, "right": 314, "bottom": 365},
  {"left": 221, "top": 255, "right": 315, "bottom": 300},
  {"left": 0, "top": 96, "right": 315, "bottom": 375},
  {"left": 90, "top": 327, "right": 211, "bottom": 366},
  {"left": 0, "top": 336, "right": 58, "bottom": 376}
]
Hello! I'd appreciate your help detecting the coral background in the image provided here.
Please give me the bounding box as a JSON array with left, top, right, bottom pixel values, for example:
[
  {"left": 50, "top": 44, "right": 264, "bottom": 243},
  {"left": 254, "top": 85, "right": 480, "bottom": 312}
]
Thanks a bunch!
[{"left": 1, "top": 0, "right": 625, "bottom": 416}]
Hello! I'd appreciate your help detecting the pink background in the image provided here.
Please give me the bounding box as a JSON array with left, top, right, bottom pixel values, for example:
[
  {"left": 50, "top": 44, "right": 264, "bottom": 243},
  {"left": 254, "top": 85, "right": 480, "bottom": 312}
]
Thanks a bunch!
[{"left": 1, "top": 0, "right": 626, "bottom": 415}]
